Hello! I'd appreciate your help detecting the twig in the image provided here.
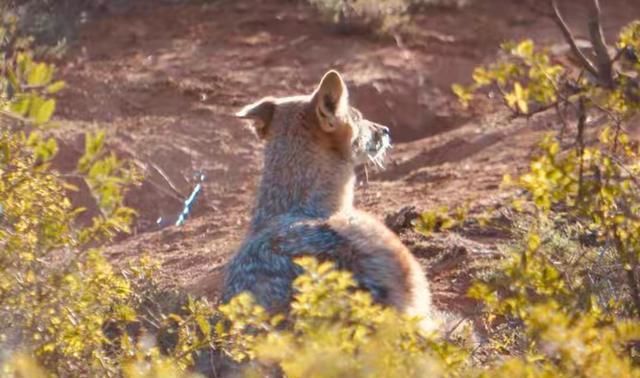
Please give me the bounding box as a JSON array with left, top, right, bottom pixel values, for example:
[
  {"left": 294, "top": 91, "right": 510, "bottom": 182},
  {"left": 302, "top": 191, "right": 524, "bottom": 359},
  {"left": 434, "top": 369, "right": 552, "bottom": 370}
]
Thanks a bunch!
[
  {"left": 576, "top": 97, "right": 586, "bottom": 203},
  {"left": 586, "top": 0, "right": 614, "bottom": 88},
  {"left": 601, "top": 152, "right": 640, "bottom": 191},
  {"left": 0, "top": 109, "right": 28, "bottom": 124},
  {"left": 613, "top": 223, "right": 640, "bottom": 316},
  {"left": 268, "top": 35, "right": 310, "bottom": 56},
  {"left": 444, "top": 316, "right": 469, "bottom": 340},
  {"left": 549, "top": 0, "right": 599, "bottom": 78},
  {"left": 611, "top": 119, "right": 622, "bottom": 153},
  {"left": 363, "top": 164, "right": 369, "bottom": 185},
  {"left": 610, "top": 47, "right": 626, "bottom": 65},
  {"left": 148, "top": 161, "right": 185, "bottom": 200},
  {"left": 555, "top": 102, "right": 569, "bottom": 144}
]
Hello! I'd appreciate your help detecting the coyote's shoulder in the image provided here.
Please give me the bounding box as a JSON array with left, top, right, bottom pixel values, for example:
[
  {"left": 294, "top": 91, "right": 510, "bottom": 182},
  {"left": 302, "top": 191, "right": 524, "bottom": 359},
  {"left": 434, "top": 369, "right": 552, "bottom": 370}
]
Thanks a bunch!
[{"left": 221, "top": 70, "right": 435, "bottom": 331}]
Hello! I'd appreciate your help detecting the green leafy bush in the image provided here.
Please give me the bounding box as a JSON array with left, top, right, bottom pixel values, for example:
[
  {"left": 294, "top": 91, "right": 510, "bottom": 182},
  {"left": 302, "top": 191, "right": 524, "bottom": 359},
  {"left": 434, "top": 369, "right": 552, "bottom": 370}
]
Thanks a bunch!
[
  {"left": 217, "top": 257, "right": 467, "bottom": 378},
  {"left": 455, "top": 7, "right": 640, "bottom": 376},
  {"left": 0, "top": 16, "right": 214, "bottom": 377}
]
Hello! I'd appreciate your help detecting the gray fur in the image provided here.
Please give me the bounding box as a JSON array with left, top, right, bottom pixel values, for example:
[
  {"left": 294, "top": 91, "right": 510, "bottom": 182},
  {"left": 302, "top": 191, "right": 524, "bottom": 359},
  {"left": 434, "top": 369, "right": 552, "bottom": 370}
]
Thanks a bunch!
[{"left": 221, "top": 71, "right": 435, "bottom": 330}]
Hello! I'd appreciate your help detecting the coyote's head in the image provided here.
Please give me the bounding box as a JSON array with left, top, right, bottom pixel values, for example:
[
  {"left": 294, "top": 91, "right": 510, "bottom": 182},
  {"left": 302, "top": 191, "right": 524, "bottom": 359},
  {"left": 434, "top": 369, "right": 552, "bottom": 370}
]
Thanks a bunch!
[{"left": 235, "top": 70, "right": 391, "bottom": 169}]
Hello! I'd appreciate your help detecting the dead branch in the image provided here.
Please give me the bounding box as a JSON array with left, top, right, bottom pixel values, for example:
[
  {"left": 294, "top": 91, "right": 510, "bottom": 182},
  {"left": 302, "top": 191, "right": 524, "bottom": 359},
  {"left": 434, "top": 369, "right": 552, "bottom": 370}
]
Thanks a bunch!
[
  {"left": 550, "top": 0, "right": 616, "bottom": 88},
  {"left": 550, "top": 0, "right": 599, "bottom": 78},
  {"left": 586, "top": 0, "right": 614, "bottom": 88},
  {"left": 576, "top": 97, "right": 587, "bottom": 202}
]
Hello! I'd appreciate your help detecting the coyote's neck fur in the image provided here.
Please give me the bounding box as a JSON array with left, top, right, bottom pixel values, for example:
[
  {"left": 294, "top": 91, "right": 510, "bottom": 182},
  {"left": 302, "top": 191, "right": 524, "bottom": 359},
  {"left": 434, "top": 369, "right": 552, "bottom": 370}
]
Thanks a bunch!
[{"left": 250, "top": 110, "right": 355, "bottom": 231}]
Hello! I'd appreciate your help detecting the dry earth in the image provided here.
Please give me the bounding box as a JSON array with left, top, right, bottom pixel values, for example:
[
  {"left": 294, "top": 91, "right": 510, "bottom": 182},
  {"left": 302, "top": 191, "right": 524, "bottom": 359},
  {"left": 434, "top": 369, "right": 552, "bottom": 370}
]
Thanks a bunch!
[{"left": 50, "top": 0, "right": 640, "bottom": 322}]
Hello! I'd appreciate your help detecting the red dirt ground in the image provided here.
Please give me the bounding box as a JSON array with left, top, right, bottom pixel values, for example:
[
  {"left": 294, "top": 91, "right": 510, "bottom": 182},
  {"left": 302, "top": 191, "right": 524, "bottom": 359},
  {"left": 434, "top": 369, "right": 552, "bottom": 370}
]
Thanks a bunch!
[{"left": 52, "top": 0, "right": 640, "bottom": 321}]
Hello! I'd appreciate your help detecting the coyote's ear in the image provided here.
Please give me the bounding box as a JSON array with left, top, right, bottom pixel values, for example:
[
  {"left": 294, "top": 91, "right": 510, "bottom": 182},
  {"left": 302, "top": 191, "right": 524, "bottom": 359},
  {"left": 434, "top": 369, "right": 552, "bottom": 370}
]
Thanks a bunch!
[
  {"left": 313, "top": 70, "right": 349, "bottom": 133},
  {"left": 235, "top": 97, "right": 276, "bottom": 138}
]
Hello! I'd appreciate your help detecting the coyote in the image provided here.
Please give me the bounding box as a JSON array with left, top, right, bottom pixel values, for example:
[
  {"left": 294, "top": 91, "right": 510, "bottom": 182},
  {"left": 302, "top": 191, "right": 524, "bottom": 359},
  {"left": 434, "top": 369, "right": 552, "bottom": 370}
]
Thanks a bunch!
[{"left": 222, "top": 70, "right": 435, "bottom": 330}]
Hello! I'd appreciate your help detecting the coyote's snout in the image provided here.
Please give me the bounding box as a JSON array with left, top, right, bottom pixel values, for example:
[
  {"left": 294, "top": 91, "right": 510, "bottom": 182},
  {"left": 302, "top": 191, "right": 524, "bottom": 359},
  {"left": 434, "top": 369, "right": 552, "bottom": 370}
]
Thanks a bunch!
[
  {"left": 352, "top": 110, "right": 391, "bottom": 168},
  {"left": 222, "top": 69, "right": 436, "bottom": 331}
]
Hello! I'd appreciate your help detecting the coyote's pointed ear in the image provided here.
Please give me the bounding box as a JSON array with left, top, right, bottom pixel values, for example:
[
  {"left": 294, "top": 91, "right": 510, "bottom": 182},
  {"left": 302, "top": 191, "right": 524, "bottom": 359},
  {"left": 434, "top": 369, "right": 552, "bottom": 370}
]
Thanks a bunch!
[
  {"left": 313, "top": 70, "right": 349, "bottom": 133},
  {"left": 235, "top": 97, "right": 276, "bottom": 138}
]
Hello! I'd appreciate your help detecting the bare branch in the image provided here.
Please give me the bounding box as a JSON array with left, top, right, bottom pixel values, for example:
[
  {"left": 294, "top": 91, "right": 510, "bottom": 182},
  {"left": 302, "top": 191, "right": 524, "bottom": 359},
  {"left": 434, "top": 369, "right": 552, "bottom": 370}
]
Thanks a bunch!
[
  {"left": 610, "top": 47, "right": 626, "bottom": 66},
  {"left": 586, "top": 0, "right": 614, "bottom": 88},
  {"left": 576, "top": 97, "right": 587, "bottom": 202},
  {"left": 549, "top": 0, "right": 599, "bottom": 78}
]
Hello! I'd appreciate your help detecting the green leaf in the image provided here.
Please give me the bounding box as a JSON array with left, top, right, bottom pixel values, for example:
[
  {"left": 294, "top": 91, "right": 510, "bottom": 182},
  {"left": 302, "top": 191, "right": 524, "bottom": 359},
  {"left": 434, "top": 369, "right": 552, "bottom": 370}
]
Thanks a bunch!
[
  {"left": 514, "top": 39, "right": 534, "bottom": 59},
  {"left": 16, "top": 52, "right": 31, "bottom": 76},
  {"left": 34, "top": 99, "right": 56, "bottom": 124},
  {"left": 505, "top": 83, "right": 529, "bottom": 113},
  {"left": 27, "top": 95, "right": 44, "bottom": 120},
  {"left": 452, "top": 84, "right": 473, "bottom": 107},
  {"left": 9, "top": 96, "right": 30, "bottom": 116},
  {"left": 527, "top": 233, "right": 541, "bottom": 251},
  {"left": 46, "top": 81, "right": 66, "bottom": 94},
  {"left": 6, "top": 67, "right": 19, "bottom": 90},
  {"left": 472, "top": 67, "right": 492, "bottom": 86},
  {"left": 196, "top": 315, "right": 211, "bottom": 336},
  {"left": 27, "top": 132, "right": 58, "bottom": 161},
  {"left": 27, "top": 62, "right": 50, "bottom": 86}
]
